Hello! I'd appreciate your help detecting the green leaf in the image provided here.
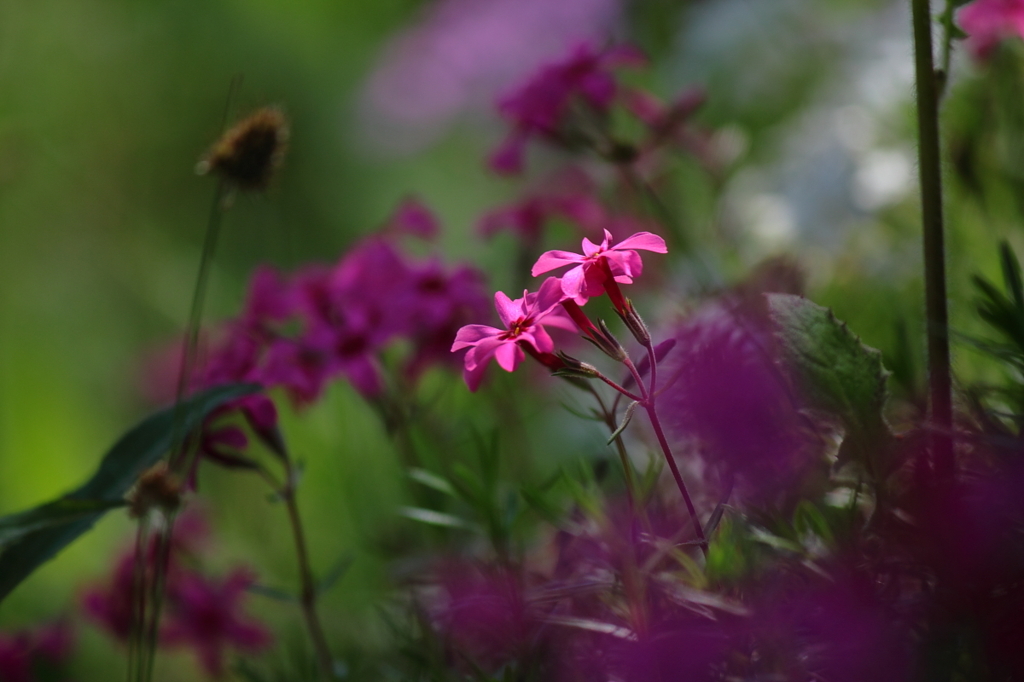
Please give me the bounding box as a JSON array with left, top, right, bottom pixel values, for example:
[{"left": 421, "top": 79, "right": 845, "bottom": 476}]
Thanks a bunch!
[
  {"left": 0, "top": 383, "right": 260, "bottom": 603},
  {"left": 767, "top": 294, "right": 892, "bottom": 471},
  {"left": 397, "top": 507, "right": 477, "bottom": 530},
  {"left": 606, "top": 401, "right": 639, "bottom": 445},
  {"left": 408, "top": 468, "right": 457, "bottom": 497},
  {"left": 0, "top": 498, "right": 128, "bottom": 547}
]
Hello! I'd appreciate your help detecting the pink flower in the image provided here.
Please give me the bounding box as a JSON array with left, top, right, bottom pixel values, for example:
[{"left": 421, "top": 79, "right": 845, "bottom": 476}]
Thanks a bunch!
[
  {"left": 959, "top": 0, "right": 1024, "bottom": 59},
  {"left": 387, "top": 196, "right": 440, "bottom": 240},
  {"left": 531, "top": 229, "right": 666, "bottom": 304},
  {"left": 451, "top": 277, "right": 575, "bottom": 391},
  {"left": 163, "top": 569, "right": 272, "bottom": 678},
  {"left": 357, "top": 0, "right": 624, "bottom": 154},
  {"left": 490, "top": 41, "right": 646, "bottom": 174},
  {"left": 0, "top": 623, "right": 74, "bottom": 682}
]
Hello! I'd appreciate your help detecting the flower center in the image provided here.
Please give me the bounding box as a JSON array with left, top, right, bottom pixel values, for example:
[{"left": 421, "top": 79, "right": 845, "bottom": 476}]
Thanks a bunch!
[{"left": 500, "top": 316, "right": 532, "bottom": 340}]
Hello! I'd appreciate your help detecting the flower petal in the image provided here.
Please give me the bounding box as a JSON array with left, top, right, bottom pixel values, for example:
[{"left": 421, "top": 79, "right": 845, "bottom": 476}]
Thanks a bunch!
[
  {"left": 531, "top": 250, "right": 585, "bottom": 277},
  {"left": 452, "top": 324, "right": 502, "bottom": 352},
  {"left": 613, "top": 231, "right": 667, "bottom": 253},
  {"left": 494, "top": 291, "right": 523, "bottom": 328},
  {"left": 493, "top": 341, "right": 524, "bottom": 372}
]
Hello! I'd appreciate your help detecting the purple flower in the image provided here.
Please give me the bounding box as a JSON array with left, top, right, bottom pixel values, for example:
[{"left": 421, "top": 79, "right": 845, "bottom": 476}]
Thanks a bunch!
[
  {"left": 490, "top": 41, "right": 646, "bottom": 174},
  {"left": 531, "top": 229, "right": 666, "bottom": 304},
  {"left": 387, "top": 196, "right": 441, "bottom": 240},
  {"left": 163, "top": 569, "right": 272, "bottom": 678},
  {"left": 659, "top": 303, "right": 818, "bottom": 508},
  {"left": 0, "top": 623, "right": 74, "bottom": 682},
  {"left": 428, "top": 561, "right": 538, "bottom": 671},
  {"left": 958, "top": 0, "right": 1024, "bottom": 59},
  {"left": 451, "top": 277, "right": 575, "bottom": 391},
  {"left": 357, "top": 0, "right": 624, "bottom": 153}
]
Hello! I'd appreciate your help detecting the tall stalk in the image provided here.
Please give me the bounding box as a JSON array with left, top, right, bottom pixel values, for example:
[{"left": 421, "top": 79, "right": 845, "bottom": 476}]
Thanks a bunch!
[{"left": 911, "top": 0, "right": 954, "bottom": 478}]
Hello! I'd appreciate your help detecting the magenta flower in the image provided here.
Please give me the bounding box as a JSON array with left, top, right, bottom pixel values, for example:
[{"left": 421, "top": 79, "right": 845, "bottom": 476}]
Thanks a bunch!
[
  {"left": 490, "top": 41, "right": 646, "bottom": 174},
  {"left": 451, "top": 277, "right": 575, "bottom": 391},
  {"left": 0, "top": 623, "right": 74, "bottom": 682},
  {"left": 531, "top": 229, "right": 667, "bottom": 304},
  {"left": 387, "top": 196, "right": 440, "bottom": 240},
  {"left": 958, "top": 0, "right": 1024, "bottom": 59},
  {"left": 163, "top": 568, "right": 272, "bottom": 678}
]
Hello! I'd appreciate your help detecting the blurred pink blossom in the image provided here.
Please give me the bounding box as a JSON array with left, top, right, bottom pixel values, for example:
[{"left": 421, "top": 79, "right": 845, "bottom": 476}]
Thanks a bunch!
[
  {"left": 358, "top": 0, "right": 624, "bottom": 153},
  {"left": 958, "top": 0, "right": 1024, "bottom": 59},
  {"left": 163, "top": 569, "right": 272, "bottom": 678},
  {"left": 0, "top": 623, "right": 73, "bottom": 682},
  {"left": 489, "top": 41, "right": 647, "bottom": 174}
]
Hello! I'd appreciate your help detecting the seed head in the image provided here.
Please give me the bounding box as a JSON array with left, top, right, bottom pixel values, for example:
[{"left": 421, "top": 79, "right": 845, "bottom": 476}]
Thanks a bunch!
[
  {"left": 196, "top": 107, "right": 289, "bottom": 191},
  {"left": 128, "top": 462, "right": 182, "bottom": 518}
]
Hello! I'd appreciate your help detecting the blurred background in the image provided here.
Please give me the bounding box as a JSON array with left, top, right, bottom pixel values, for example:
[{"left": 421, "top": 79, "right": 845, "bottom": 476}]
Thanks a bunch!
[{"left": 2, "top": 0, "right": 1023, "bottom": 677}]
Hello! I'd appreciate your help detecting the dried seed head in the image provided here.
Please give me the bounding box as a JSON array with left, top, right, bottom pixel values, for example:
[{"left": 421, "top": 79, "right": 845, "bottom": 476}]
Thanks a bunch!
[
  {"left": 196, "top": 107, "right": 289, "bottom": 191},
  {"left": 128, "top": 462, "right": 182, "bottom": 518}
]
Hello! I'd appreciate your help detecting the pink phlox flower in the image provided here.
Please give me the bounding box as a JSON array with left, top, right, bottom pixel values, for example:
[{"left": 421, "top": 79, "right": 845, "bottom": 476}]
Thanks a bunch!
[
  {"left": 0, "top": 623, "right": 74, "bottom": 682},
  {"left": 490, "top": 41, "right": 647, "bottom": 174},
  {"left": 387, "top": 196, "right": 441, "bottom": 240},
  {"left": 328, "top": 237, "right": 413, "bottom": 342},
  {"left": 327, "top": 322, "right": 384, "bottom": 398},
  {"left": 959, "top": 0, "right": 1024, "bottom": 59},
  {"left": 163, "top": 568, "right": 272, "bottom": 679},
  {"left": 260, "top": 336, "right": 333, "bottom": 405},
  {"left": 400, "top": 262, "right": 491, "bottom": 379},
  {"left": 239, "top": 265, "right": 293, "bottom": 329},
  {"left": 497, "top": 42, "right": 645, "bottom": 132},
  {"left": 451, "top": 277, "right": 576, "bottom": 391},
  {"left": 82, "top": 512, "right": 212, "bottom": 642},
  {"left": 531, "top": 229, "right": 667, "bottom": 304}
]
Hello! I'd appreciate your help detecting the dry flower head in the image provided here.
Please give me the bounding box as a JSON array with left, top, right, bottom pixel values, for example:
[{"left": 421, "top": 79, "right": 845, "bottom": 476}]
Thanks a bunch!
[
  {"left": 128, "top": 462, "right": 183, "bottom": 518},
  {"left": 196, "top": 107, "right": 289, "bottom": 191}
]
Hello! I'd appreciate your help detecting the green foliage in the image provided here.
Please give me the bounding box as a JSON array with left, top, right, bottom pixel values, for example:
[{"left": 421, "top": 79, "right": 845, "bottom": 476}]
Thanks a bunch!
[
  {"left": 0, "top": 383, "right": 258, "bottom": 603},
  {"left": 767, "top": 294, "right": 894, "bottom": 479}
]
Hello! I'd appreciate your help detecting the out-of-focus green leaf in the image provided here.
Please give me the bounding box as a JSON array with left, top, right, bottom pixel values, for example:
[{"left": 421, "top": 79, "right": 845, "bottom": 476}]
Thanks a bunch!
[
  {"left": 398, "top": 507, "right": 477, "bottom": 530},
  {"left": 0, "top": 383, "right": 260, "bottom": 603},
  {"left": 408, "top": 468, "right": 457, "bottom": 497},
  {"left": 767, "top": 294, "right": 892, "bottom": 473},
  {"left": 0, "top": 498, "right": 127, "bottom": 547}
]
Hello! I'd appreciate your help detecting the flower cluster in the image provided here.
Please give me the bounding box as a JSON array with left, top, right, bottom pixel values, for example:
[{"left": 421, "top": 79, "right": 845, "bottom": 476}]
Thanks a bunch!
[
  {"left": 0, "top": 622, "right": 73, "bottom": 682},
  {"left": 488, "top": 40, "right": 713, "bottom": 177},
  {"left": 81, "top": 512, "right": 271, "bottom": 678},
  {"left": 452, "top": 229, "right": 666, "bottom": 391},
  {"left": 151, "top": 203, "right": 488, "bottom": 473}
]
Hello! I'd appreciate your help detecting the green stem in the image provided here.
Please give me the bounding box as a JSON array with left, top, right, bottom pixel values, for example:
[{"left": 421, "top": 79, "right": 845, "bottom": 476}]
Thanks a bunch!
[
  {"left": 282, "top": 475, "right": 335, "bottom": 678},
  {"left": 911, "top": 0, "right": 955, "bottom": 478}
]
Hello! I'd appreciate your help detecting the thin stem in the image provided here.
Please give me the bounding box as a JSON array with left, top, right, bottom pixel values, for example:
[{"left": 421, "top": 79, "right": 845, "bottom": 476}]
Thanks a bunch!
[
  {"left": 588, "top": 386, "right": 639, "bottom": 518},
  {"left": 620, "top": 356, "right": 649, "bottom": 402},
  {"left": 644, "top": 402, "right": 708, "bottom": 558},
  {"left": 595, "top": 372, "right": 644, "bottom": 403},
  {"left": 282, "top": 474, "right": 334, "bottom": 678},
  {"left": 128, "top": 518, "right": 150, "bottom": 682},
  {"left": 644, "top": 342, "right": 658, "bottom": 396},
  {"left": 911, "top": 0, "right": 954, "bottom": 478},
  {"left": 171, "top": 178, "right": 229, "bottom": 475}
]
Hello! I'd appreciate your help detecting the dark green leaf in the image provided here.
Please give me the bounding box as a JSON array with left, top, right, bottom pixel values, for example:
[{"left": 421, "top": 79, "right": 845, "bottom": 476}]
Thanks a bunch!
[
  {"left": 767, "top": 294, "right": 892, "bottom": 472},
  {"left": 0, "top": 499, "right": 127, "bottom": 547},
  {"left": 0, "top": 383, "right": 260, "bottom": 603}
]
